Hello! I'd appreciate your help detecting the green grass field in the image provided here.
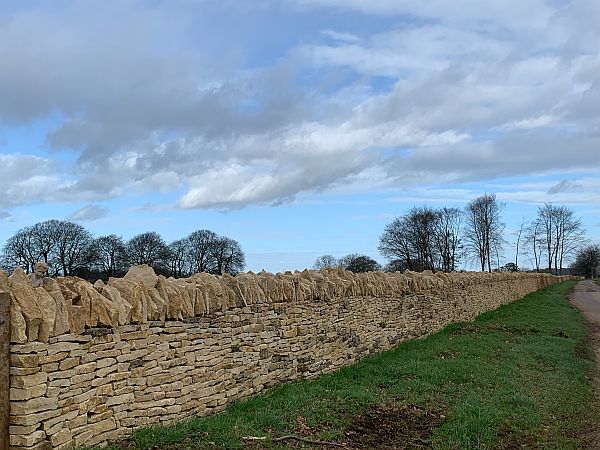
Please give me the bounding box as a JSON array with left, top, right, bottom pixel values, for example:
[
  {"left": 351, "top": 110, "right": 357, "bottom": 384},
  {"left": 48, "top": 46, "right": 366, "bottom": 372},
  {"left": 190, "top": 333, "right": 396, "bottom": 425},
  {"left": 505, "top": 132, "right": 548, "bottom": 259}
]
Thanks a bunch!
[{"left": 97, "top": 281, "right": 598, "bottom": 449}]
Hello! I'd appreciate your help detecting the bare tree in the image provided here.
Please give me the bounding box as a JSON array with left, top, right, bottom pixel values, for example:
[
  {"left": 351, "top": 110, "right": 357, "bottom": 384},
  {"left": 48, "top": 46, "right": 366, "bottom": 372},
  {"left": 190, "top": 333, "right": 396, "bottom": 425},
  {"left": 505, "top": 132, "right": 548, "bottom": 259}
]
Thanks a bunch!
[
  {"left": 210, "top": 236, "right": 245, "bottom": 275},
  {"left": 379, "top": 216, "right": 417, "bottom": 271},
  {"left": 1, "top": 227, "right": 38, "bottom": 273},
  {"left": 313, "top": 255, "right": 338, "bottom": 270},
  {"left": 54, "top": 221, "right": 94, "bottom": 276},
  {"left": 92, "top": 235, "right": 128, "bottom": 278},
  {"left": 512, "top": 218, "right": 525, "bottom": 271},
  {"left": 434, "top": 207, "right": 463, "bottom": 272},
  {"left": 29, "top": 220, "right": 62, "bottom": 267},
  {"left": 537, "top": 203, "right": 585, "bottom": 274},
  {"left": 463, "top": 193, "right": 505, "bottom": 272},
  {"left": 571, "top": 245, "right": 600, "bottom": 278},
  {"left": 524, "top": 218, "right": 544, "bottom": 272},
  {"left": 126, "top": 232, "right": 170, "bottom": 268},
  {"left": 555, "top": 206, "right": 585, "bottom": 274},
  {"left": 2, "top": 220, "right": 94, "bottom": 276},
  {"left": 168, "top": 239, "right": 190, "bottom": 278},
  {"left": 187, "top": 229, "right": 219, "bottom": 273},
  {"left": 379, "top": 206, "right": 440, "bottom": 272}
]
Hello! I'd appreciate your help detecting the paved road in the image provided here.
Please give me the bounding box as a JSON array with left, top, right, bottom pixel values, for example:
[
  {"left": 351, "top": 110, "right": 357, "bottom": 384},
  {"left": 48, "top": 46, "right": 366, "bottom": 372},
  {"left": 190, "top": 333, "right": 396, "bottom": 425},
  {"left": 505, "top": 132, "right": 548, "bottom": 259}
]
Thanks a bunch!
[
  {"left": 572, "top": 280, "right": 600, "bottom": 323},
  {"left": 571, "top": 280, "right": 600, "bottom": 450}
]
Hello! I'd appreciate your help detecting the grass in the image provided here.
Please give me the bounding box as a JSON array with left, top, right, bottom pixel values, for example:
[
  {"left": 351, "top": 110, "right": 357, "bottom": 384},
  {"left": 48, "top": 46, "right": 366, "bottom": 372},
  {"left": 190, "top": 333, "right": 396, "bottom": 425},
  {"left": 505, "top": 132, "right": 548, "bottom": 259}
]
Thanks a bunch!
[{"left": 96, "top": 281, "right": 598, "bottom": 450}]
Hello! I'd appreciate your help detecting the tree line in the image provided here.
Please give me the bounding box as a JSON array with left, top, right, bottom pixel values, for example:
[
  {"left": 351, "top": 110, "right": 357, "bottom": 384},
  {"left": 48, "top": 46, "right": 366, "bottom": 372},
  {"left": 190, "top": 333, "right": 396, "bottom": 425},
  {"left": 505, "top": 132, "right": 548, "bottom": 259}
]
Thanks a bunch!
[
  {"left": 314, "top": 193, "right": 592, "bottom": 276},
  {"left": 0, "top": 220, "right": 245, "bottom": 280}
]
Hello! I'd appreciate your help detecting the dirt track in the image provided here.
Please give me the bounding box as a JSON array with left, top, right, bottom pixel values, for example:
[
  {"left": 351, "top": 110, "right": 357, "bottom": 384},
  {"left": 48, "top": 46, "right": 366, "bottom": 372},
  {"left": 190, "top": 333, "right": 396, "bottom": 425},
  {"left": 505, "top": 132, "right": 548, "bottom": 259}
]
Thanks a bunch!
[{"left": 570, "top": 280, "right": 600, "bottom": 449}]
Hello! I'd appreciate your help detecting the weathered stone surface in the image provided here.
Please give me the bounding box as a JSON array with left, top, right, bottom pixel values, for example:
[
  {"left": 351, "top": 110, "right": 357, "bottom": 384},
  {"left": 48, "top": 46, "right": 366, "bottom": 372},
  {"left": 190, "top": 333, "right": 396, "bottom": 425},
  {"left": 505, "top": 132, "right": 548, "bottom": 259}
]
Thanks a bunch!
[
  {"left": 109, "top": 278, "right": 147, "bottom": 324},
  {"left": 147, "top": 287, "right": 167, "bottom": 321},
  {"left": 75, "top": 281, "right": 119, "bottom": 328},
  {"left": 11, "top": 371, "right": 48, "bottom": 389},
  {"left": 35, "top": 287, "right": 57, "bottom": 342},
  {"left": 101, "top": 285, "right": 132, "bottom": 325},
  {"left": 43, "top": 277, "right": 71, "bottom": 336},
  {"left": 10, "top": 408, "right": 61, "bottom": 426},
  {"left": 57, "top": 277, "right": 87, "bottom": 334},
  {"left": 10, "top": 353, "right": 39, "bottom": 368},
  {"left": 9, "top": 301, "right": 28, "bottom": 343},
  {"left": 0, "top": 268, "right": 8, "bottom": 289},
  {"left": 9, "top": 430, "right": 46, "bottom": 447},
  {"left": 11, "top": 396, "right": 58, "bottom": 415},
  {"left": 124, "top": 265, "right": 158, "bottom": 291},
  {"left": 50, "top": 428, "right": 72, "bottom": 447},
  {"left": 10, "top": 384, "right": 48, "bottom": 401},
  {"left": 9, "top": 268, "right": 43, "bottom": 342}
]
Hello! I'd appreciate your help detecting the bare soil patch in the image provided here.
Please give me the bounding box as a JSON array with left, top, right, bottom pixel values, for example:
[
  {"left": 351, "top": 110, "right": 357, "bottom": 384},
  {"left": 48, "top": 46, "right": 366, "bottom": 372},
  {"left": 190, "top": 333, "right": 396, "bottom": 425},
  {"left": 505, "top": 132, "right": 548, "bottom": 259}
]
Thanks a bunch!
[{"left": 343, "top": 403, "right": 446, "bottom": 449}]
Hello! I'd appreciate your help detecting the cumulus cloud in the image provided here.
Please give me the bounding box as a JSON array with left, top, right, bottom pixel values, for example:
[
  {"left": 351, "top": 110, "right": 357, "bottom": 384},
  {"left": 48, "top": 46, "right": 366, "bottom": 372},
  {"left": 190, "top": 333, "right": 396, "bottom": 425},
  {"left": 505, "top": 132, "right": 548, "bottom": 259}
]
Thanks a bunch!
[
  {"left": 0, "top": 154, "right": 69, "bottom": 208},
  {"left": 1, "top": 0, "right": 600, "bottom": 211}
]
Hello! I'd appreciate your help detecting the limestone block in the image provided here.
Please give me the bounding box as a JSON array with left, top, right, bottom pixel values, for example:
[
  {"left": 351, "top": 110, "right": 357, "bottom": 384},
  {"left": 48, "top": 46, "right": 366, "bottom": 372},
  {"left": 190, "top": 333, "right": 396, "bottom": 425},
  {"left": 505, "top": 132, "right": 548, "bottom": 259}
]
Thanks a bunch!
[
  {"left": 72, "top": 417, "right": 116, "bottom": 447},
  {"left": 10, "top": 384, "right": 48, "bottom": 401},
  {"left": 10, "top": 408, "right": 61, "bottom": 426},
  {"left": 148, "top": 287, "right": 167, "bottom": 321},
  {"left": 50, "top": 428, "right": 72, "bottom": 447},
  {"left": 9, "top": 300, "right": 27, "bottom": 344},
  {"left": 58, "top": 277, "right": 89, "bottom": 334},
  {"left": 101, "top": 285, "right": 133, "bottom": 325},
  {"left": 35, "top": 287, "right": 57, "bottom": 341},
  {"left": 43, "top": 277, "right": 71, "bottom": 336},
  {"left": 68, "top": 305, "right": 87, "bottom": 334},
  {"left": 124, "top": 264, "right": 158, "bottom": 290},
  {"left": 174, "top": 282, "right": 195, "bottom": 318},
  {"left": 108, "top": 278, "right": 147, "bottom": 324},
  {"left": 0, "top": 268, "right": 8, "bottom": 289},
  {"left": 192, "top": 285, "right": 208, "bottom": 316},
  {"left": 9, "top": 268, "right": 43, "bottom": 341},
  {"left": 11, "top": 371, "right": 48, "bottom": 389},
  {"left": 10, "top": 353, "right": 39, "bottom": 368},
  {"left": 105, "top": 392, "right": 134, "bottom": 406},
  {"left": 11, "top": 396, "right": 58, "bottom": 415},
  {"left": 164, "top": 279, "right": 184, "bottom": 320},
  {"left": 9, "top": 424, "right": 40, "bottom": 435},
  {"left": 9, "top": 430, "right": 47, "bottom": 447},
  {"left": 74, "top": 281, "right": 119, "bottom": 328}
]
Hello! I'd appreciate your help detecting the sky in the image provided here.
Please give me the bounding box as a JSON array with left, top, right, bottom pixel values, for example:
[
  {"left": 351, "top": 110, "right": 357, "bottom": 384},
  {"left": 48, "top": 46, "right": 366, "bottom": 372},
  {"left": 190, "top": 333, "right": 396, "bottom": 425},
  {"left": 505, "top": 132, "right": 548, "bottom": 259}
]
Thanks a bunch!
[{"left": 1, "top": 0, "right": 599, "bottom": 273}]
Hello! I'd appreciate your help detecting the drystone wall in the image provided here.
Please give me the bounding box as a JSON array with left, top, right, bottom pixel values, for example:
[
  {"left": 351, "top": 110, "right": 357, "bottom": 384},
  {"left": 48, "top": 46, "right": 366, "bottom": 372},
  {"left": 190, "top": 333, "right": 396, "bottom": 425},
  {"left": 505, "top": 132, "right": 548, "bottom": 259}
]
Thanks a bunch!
[{"left": 1, "top": 266, "right": 573, "bottom": 449}]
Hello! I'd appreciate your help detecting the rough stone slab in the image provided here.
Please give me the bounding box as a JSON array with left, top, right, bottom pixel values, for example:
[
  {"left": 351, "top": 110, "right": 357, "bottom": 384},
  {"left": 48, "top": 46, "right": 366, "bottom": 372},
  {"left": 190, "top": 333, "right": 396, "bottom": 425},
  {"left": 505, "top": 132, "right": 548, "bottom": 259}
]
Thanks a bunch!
[
  {"left": 10, "top": 372, "right": 48, "bottom": 389},
  {"left": 9, "top": 430, "right": 47, "bottom": 447},
  {"left": 10, "top": 408, "right": 61, "bottom": 426},
  {"left": 11, "top": 396, "right": 58, "bottom": 415},
  {"left": 49, "top": 427, "right": 72, "bottom": 447},
  {"left": 10, "top": 353, "right": 39, "bottom": 368},
  {"left": 10, "top": 384, "right": 47, "bottom": 401}
]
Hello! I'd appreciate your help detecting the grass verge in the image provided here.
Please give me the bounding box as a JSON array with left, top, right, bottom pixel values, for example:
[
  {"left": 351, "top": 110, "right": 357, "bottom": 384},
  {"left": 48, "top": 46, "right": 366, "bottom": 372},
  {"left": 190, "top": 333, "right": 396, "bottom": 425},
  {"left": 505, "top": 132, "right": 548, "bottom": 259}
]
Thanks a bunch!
[{"left": 98, "top": 281, "right": 597, "bottom": 450}]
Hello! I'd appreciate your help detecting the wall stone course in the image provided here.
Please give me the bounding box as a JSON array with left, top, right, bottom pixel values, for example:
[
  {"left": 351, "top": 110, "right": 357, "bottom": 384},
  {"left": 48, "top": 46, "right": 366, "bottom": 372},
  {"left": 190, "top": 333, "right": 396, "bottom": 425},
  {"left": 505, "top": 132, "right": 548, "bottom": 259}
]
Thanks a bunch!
[{"left": 2, "top": 265, "right": 575, "bottom": 449}]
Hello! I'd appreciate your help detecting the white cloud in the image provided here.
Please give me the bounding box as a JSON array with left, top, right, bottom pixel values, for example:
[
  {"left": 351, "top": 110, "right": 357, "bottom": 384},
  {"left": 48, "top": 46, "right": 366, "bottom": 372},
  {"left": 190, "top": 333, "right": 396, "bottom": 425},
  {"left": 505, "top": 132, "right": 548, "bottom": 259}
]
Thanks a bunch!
[
  {"left": 1, "top": 0, "right": 600, "bottom": 212},
  {"left": 69, "top": 204, "right": 109, "bottom": 221},
  {"left": 321, "top": 29, "right": 361, "bottom": 43},
  {"left": 500, "top": 115, "right": 557, "bottom": 131}
]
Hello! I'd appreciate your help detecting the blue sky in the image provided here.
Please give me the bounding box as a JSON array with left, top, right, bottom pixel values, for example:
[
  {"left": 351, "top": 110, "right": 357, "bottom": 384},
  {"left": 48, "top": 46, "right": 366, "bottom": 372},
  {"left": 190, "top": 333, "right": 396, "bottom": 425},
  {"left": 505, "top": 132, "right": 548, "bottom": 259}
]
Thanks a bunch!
[{"left": 1, "top": 0, "right": 599, "bottom": 272}]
